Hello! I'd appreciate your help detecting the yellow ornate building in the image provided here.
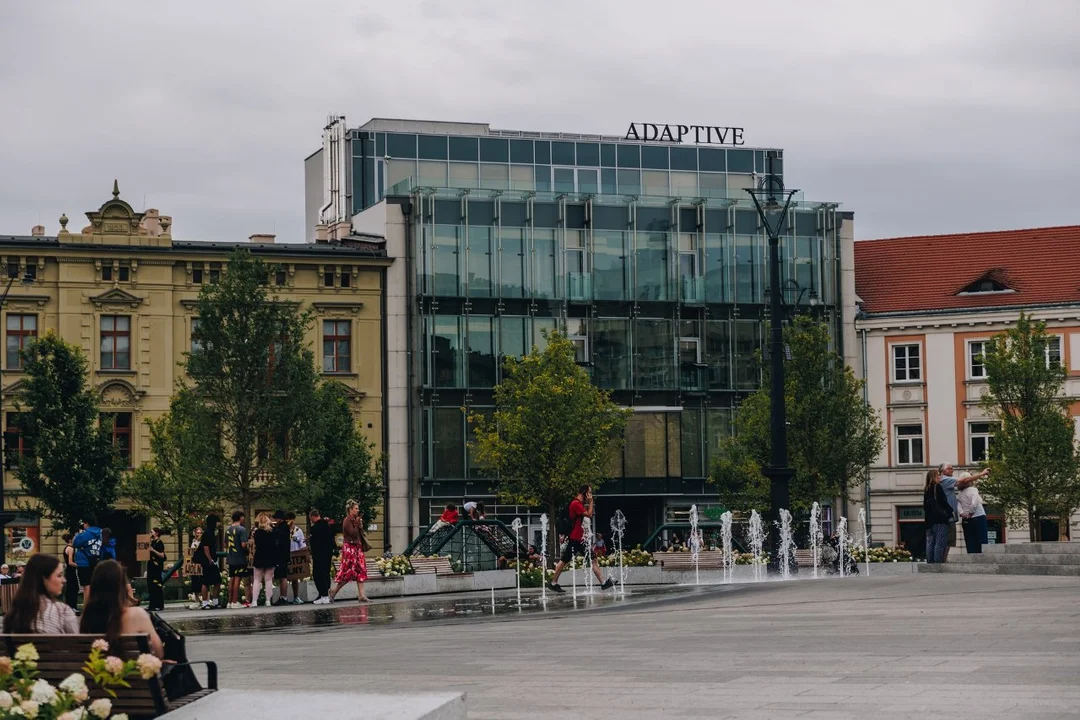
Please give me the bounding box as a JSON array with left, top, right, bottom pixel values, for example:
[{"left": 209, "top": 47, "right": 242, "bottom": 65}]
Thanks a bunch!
[{"left": 0, "top": 183, "right": 391, "bottom": 569}]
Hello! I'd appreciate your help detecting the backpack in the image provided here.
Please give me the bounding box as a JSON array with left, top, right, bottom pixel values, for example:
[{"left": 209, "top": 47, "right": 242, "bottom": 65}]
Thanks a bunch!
[{"left": 555, "top": 504, "right": 574, "bottom": 536}]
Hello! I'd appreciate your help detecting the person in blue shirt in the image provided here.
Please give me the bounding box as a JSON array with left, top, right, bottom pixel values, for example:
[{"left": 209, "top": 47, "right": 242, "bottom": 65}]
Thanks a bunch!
[
  {"left": 937, "top": 464, "right": 986, "bottom": 561},
  {"left": 72, "top": 519, "right": 103, "bottom": 604},
  {"left": 100, "top": 528, "right": 117, "bottom": 561}
]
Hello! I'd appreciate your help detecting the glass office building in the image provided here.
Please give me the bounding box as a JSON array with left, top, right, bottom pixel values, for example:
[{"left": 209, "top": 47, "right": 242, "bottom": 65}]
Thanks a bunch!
[{"left": 307, "top": 117, "right": 850, "bottom": 544}]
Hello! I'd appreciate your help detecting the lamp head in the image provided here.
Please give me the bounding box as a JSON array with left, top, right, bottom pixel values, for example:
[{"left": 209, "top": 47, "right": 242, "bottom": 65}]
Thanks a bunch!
[
  {"left": 808, "top": 289, "right": 819, "bottom": 307},
  {"left": 20, "top": 273, "right": 33, "bottom": 286}
]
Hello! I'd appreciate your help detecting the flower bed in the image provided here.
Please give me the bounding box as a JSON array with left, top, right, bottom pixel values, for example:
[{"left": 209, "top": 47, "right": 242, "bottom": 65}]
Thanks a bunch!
[
  {"left": 598, "top": 548, "right": 654, "bottom": 568},
  {"left": 375, "top": 555, "right": 414, "bottom": 577},
  {"left": 0, "top": 640, "right": 161, "bottom": 719},
  {"left": 505, "top": 560, "right": 554, "bottom": 588},
  {"left": 850, "top": 546, "right": 913, "bottom": 563}
]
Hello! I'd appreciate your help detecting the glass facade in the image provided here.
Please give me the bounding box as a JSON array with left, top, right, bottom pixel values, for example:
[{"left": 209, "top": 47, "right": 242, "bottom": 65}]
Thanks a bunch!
[{"left": 362, "top": 125, "right": 842, "bottom": 516}]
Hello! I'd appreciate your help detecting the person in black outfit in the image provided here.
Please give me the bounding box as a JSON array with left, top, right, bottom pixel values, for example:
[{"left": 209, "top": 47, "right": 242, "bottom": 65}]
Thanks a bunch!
[
  {"left": 271, "top": 510, "right": 291, "bottom": 606},
  {"left": 308, "top": 509, "right": 333, "bottom": 604},
  {"left": 62, "top": 534, "right": 80, "bottom": 611},
  {"left": 196, "top": 515, "right": 222, "bottom": 610},
  {"left": 146, "top": 527, "right": 167, "bottom": 611}
]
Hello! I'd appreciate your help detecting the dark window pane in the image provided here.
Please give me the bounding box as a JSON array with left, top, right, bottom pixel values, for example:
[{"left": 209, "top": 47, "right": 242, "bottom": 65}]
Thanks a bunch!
[
  {"left": 601, "top": 168, "right": 617, "bottom": 195},
  {"left": 449, "top": 137, "right": 478, "bottom": 162},
  {"left": 386, "top": 133, "right": 417, "bottom": 159},
  {"left": 509, "top": 139, "right": 533, "bottom": 164},
  {"left": 641, "top": 145, "right": 668, "bottom": 169},
  {"left": 417, "top": 135, "right": 448, "bottom": 160},
  {"left": 534, "top": 141, "right": 550, "bottom": 165},
  {"left": 593, "top": 318, "right": 630, "bottom": 389},
  {"left": 699, "top": 148, "right": 726, "bottom": 172},
  {"left": 479, "top": 138, "right": 509, "bottom": 163},
  {"left": 600, "top": 143, "right": 617, "bottom": 167},
  {"left": 375, "top": 133, "right": 384, "bottom": 157},
  {"left": 534, "top": 165, "right": 551, "bottom": 193},
  {"left": 551, "top": 142, "right": 575, "bottom": 165},
  {"left": 467, "top": 316, "right": 496, "bottom": 388},
  {"left": 670, "top": 146, "right": 697, "bottom": 171},
  {"left": 576, "top": 143, "right": 599, "bottom": 166},
  {"left": 617, "top": 144, "right": 641, "bottom": 168},
  {"left": 432, "top": 407, "right": 464, "bottom": 479},
  {"left": 681, "top": 409, "right": 703, "bottom": 477},
  {"left": 728, "top": 149, "right": 754, "bottom": 173}
]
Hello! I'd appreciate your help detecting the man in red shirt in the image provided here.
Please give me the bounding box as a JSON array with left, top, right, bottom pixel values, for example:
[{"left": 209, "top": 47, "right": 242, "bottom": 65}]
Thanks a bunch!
[{"left": 548, "top": 485, "right": 615, "bottom": 593}]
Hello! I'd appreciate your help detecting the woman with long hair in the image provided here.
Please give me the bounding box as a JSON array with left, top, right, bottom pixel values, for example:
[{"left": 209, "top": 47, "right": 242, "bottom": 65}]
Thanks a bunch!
[
  {"left": 195, "top": 514, "right": 222, "bottom": 610},
  {"left": 80, "top": 560, "right": 163, "bottom": 657},
  {"left": 329, "top": 500, "right": 370, "bottom": 603},
  {"left": 2, "top": 554, "right": 79, "bottom": 634},
  {"left": 62, "top": 534, "right": 79, "bottom": 610},
  {"left": 250, "top": 512, "right": 277, "bottom": 608},
  {"left": 923, "top": 467, "right": 952, "bottom": 563}
]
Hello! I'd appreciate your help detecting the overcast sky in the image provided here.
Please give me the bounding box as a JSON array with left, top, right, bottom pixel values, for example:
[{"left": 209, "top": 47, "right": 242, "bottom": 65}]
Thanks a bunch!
[{"left": 1, "top": 1, "right": 1077, "bottom": 243}]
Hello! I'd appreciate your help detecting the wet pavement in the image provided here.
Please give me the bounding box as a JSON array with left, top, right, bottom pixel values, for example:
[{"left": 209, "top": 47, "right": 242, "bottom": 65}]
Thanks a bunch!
[{"left": 168, "top": 583, "right": 734, "bottom": 635}]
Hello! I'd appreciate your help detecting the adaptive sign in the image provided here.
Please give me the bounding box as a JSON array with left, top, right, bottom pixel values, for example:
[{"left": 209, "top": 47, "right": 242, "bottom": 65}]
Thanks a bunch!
[{"left": 624, "top": 123, "right": 745, "bottom": 146}]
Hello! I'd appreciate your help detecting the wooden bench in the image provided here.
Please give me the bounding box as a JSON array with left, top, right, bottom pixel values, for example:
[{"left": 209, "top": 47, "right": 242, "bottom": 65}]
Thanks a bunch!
[
  {"left": 658, "top": 551, "right": 725, "bottom": 570},
  {"left": 0, "top": 634, "right": 217, "bottom": 719},
  {"left": 409, "top": 557, "right": 455, "bottom": 575},
  {"left": 794, "top": 549, "right": 816, "bottom": 568}
]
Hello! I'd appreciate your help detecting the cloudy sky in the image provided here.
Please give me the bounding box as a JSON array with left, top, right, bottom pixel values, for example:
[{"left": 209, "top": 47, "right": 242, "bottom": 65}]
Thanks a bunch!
[{"left": 1, "top": 1, "right": 1077, "bottom": 242}]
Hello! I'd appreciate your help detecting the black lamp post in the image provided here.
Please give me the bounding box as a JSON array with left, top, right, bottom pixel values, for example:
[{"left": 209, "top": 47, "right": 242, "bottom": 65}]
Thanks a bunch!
[
  {"left": 0, "top": 272, "right": 35, "bottom": 563},
  {"left": 747, "top": 152, "right": 798, "bottom": 573}
]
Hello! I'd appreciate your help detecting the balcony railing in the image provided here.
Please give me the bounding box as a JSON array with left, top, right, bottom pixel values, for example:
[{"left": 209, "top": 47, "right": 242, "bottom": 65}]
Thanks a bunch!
[
  {"left": 680, "top": 275, "right": 704, "bottom": 304},
  {"left": 567, "top": 273, "right": 591, "bottom": 302}
]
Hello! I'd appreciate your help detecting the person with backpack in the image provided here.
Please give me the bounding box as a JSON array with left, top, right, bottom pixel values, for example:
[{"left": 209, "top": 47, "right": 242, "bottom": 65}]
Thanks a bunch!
[
  {"left": 547, "top": 485, "right": 615, "bottom": 593},
  {"left": 72, "top": 518, "right": 103, "bottom": 605}
]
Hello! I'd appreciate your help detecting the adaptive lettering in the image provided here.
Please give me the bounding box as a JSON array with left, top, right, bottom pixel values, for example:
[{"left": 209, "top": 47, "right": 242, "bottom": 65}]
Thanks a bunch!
[
  {"left": 624, "top": 123, "right": 747, "bottom": 146},
  {"left": 624, "top": 123, "right": 641, "bottom": 141}
]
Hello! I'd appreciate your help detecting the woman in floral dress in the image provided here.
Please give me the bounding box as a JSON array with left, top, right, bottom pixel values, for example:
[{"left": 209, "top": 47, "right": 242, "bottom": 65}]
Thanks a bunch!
[{"left": 329, "top": 500, "right": 370, "bottom": 603}]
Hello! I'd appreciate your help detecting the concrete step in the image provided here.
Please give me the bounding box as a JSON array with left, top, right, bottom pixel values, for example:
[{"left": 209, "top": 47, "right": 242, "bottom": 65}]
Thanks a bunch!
[
  {"left": 951, "top": 552, "right": 1080, "bottom": 565},
  {"left": 982, "top": 542, "right": 1080, "bottom": 555},
  {"left": 918, "top": 562, "right": 1080, "bottom": 577}
]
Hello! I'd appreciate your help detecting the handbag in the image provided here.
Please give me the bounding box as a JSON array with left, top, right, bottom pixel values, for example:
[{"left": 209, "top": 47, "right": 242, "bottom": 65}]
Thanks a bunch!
[
  {"left": 149, "top": 611, "right": 203, "bottom": 701},
  {"left": 360, "top": 533, "right": 372, "bottom": 553}
]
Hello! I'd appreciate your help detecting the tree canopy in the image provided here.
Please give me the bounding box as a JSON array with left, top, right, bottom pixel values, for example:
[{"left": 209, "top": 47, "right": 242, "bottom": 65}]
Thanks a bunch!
[
  {"left": 712, "top": 316, "right": 883, "bottom": 514},
  {"left": 14, "top": 332, "right": 124, "bottom": 532},
  {"left": 978, "top": 313, "right": 1080, "bottom": 540}
]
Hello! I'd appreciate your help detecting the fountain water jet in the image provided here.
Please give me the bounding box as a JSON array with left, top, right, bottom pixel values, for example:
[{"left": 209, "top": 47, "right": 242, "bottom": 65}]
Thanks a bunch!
[
  {"left": 582, "top": 516, "right": 594, "bottom": 597},
  {"left": 859, "top": 508, "right": 870, "bottom": 577},
  {"left": 837, "top": 516, "right": 849, "bottom": 578},
  {"left": 720, "top": 511, "right": 734, "bottom": 583},
  {"left": 510, "top": 518, "right": 523, "bottom": 606},
  {"left": 689, "top": 504, "right": 701, "bottom": 585},
  {"left": 539, "top": 513, "right": 548, "bottom": 602},
  {"left": 610, "top": 510, "right": 627, "bottom": 596},
  {"left": 809, "top": 502, "right": 823, "bottom": 579},
  {"left": 777, "top": 508, "right": 794, "bottom": 580},
  {"left": 748, "top": 510, "right": 765, "bottom": 583}
]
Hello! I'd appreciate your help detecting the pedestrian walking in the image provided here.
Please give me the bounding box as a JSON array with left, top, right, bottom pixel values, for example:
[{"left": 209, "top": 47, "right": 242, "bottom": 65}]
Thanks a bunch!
[
  {"left": 250, "top": 513, "right": 277, "bottom": 608},
  {"left": 195, "top": 514, "right": 221, "bottom": 610},
  {"left": 225, "top": 512, "right": 250, "bottom": 608},
  {"left": 923, "top": 468, "right": 952, "bottom": 563},
  {"left": 328, "top": 500, "right": 370, "bottom": 603},
  {"left": 146, "top": 527, "right": 167, "bottom": 611},
  {"left": 547, "top": 485, "right": 615, "bottom": 593},
  {"left": 61, "top": 533, "right": 79, "bottom": 611},
  {"left": 308, "top": 509, "right": 333, "bottom": 605}
]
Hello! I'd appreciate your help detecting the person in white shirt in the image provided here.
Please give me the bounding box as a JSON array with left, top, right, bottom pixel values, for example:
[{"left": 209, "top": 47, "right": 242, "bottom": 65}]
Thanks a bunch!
[
  {"left": 286, "top": 511, "right": 307, "bottom": 604},
  {"left": 462, "top": 501, "right": 478, "bottom": 520},
  {"left": 957, "top": 472, "right": 989, "bottom": 554}
]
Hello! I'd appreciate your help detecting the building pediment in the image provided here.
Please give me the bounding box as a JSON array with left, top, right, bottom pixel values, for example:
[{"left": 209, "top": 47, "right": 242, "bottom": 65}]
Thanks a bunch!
[
  {"left": 325, "top": 380, "right": 368, "bottom": 403},
  {"left": 97, "top": 379, "right": 145, "bottom": 407},
  {"left": 313, "top": 301, "right": 364, "bottom": 316},
  {"left": 1, "top": 294, "right": 50, "bottom": 310},
  {"left": 89, "top": 288, "right": 145, "bottom": 309},
  {"left": 1, "top": 379, "right": 28, "bottom": 396}
]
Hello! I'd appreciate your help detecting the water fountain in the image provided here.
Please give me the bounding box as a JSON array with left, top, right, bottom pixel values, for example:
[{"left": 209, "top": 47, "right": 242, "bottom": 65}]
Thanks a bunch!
[
  {"left": 837, "top": 516, "right": 848, "bottom": 578},
  {"left": 777, "top": 508, "right": 794, "bottom": 581},
  {"left": 748, "top": 510, "right": 765, "bottom": 583},
  {"left": 808, "top": 502, "right": 823, "bottom": 579},
  {"left": 610, "top": 510, "right": 627, "bottom": 596},
  {"left": 689, "top": 504, "right": 701, "bottom": 585},
  {"left": 720, "top": 511, "right": 734, "bottom": 583},
  {"left": 539, "top": 513, "right": 549, "bottom": 602},
  {"left": 510, "top": 517, "right": 523, "bottom": 606},
  {"left": 859, "top": 507, "right": 870, "bottom": 578},
  {"left": 582, "top": 516, "right": 594, "bottom": 597}
]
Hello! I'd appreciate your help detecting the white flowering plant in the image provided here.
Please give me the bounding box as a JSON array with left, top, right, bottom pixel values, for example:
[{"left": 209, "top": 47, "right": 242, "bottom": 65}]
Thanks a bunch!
[
  {"left": 849, "top": 546, "right": 913, "bottom": 563},
  {"left": 504, "top": 560, "right": 554, "bottom": 587},
  {"left": 597, "top": 548, "right": 654, "bottom": 568},
  {"left": 375, "top": 555, "right": 414, "bottom": 577},
  {"left": 0, "top": 639, "right": 158, "bottom": 718}
]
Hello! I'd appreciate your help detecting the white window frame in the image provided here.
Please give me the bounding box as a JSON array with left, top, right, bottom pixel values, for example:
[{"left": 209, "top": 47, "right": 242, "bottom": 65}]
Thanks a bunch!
[
  {"left": 1046, "top": 334, "right": 1062, "bottom": 369},
  {"left": 968, "top": 421, "right": 998, "bottom": 464},
  {"left": 567, "top": 318, "right": 588, "bottom": 363},
  {"left": 895, "top": 424, "right": 924, "bottom": 466},
  {"left": 892, "top": 343, "right": 921, "bottom": 383},
  {"left": 968, "top": 339, "right": 988, "bottom": 380}
]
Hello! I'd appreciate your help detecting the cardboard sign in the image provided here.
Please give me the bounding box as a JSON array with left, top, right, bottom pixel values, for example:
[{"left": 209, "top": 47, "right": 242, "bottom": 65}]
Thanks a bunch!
[
  {"left": 183, "top": 551, "right": 202, "bottom": 577},
  {"left": 288, "top": 548, "right": 311, "bottom": 581},
  {"left": 136, "top": 534, "right": 151, "bottom": 562}
]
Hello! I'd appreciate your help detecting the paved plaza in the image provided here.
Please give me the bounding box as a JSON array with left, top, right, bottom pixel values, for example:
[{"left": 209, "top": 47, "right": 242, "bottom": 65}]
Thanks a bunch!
[{"left": 188, "top": 574, "right": 1080, "bottom": 719}]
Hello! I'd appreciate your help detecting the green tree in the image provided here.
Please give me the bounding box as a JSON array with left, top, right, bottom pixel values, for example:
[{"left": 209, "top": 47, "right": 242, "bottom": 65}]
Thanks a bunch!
[
  {"left": 184, "top": 248, "right": 320, "bottom": 520},
  {"left": 13, "top": 332, "right": 123, "bottom": 533},
  {"left": 120, "top": 390, "right": 224, "bottom": 544},
  {"left": 711, "top": 437, "right": 769, "bottom": 513},
  {"left": 283, "top": 382, "right": 383, "bottom": 527},
  {"left": 979, "top": 313, "right": 1080, "bottom": 541},
  {"left": 468, "top": 332, "right": 631, "bottom": 560},
  {"left": 713, "top": 316, "right": 883, "bottom": 514}
]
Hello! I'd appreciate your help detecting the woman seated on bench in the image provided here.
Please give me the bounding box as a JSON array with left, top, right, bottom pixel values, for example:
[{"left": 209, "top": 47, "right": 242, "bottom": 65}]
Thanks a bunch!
[
  {"left": 2, "top": 554, "right": 79, "bottom": 634},
  {"left": 80, "top": 559, "right": 164, "bottom": 658}
]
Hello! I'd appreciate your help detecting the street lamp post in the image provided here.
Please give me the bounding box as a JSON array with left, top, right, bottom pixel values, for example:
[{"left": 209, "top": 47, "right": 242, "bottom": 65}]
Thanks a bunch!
[
  {"left": 0, "top": 272, "right": 35, "bottom": 562},
  {"left": 747, "top": 151, "right": 798, "bottom": 574}
]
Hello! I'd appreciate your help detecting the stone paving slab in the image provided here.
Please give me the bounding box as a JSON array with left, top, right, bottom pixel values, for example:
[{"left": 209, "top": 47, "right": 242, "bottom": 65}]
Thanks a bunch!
[{"left": 187, "top": 574, "right": 1080, "bottom": 719}]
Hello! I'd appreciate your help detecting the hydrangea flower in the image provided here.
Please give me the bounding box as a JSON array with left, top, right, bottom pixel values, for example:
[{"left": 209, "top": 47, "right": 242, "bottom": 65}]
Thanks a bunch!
[
  {"left": 14, "top": 645, "right": 39, "bottom": 663},
  {"left": 29, "top": 679, "right": 57, "bottom": 705},
  {"left": 88, "top": 698, "right": 112, "bottom": 718}
]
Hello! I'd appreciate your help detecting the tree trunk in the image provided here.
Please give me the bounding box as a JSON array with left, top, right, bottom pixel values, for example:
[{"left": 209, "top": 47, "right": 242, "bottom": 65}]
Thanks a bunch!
[{"left": 1029, "top": 507, "right": 1038, "bottom": 542}]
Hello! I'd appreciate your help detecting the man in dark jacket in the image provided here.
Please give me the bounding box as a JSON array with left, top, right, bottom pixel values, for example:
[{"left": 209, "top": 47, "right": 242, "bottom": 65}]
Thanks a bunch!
[
  {"left": 272, "top": 510, "right": 291, "bottom": 606},
  {"left": 308, "top": 509, "right": 334, "bottom": 604}
]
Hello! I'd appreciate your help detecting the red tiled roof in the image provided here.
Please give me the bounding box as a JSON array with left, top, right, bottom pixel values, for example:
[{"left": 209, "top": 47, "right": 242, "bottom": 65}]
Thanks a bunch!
[{"left": 854, "top": 225, "right": 1080, "bottom": 314}]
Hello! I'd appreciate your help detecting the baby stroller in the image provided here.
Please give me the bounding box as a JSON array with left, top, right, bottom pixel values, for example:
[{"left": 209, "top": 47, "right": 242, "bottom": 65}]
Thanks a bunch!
[{"left": 821, "top": 535, "right": 859, "bottom": 576}]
